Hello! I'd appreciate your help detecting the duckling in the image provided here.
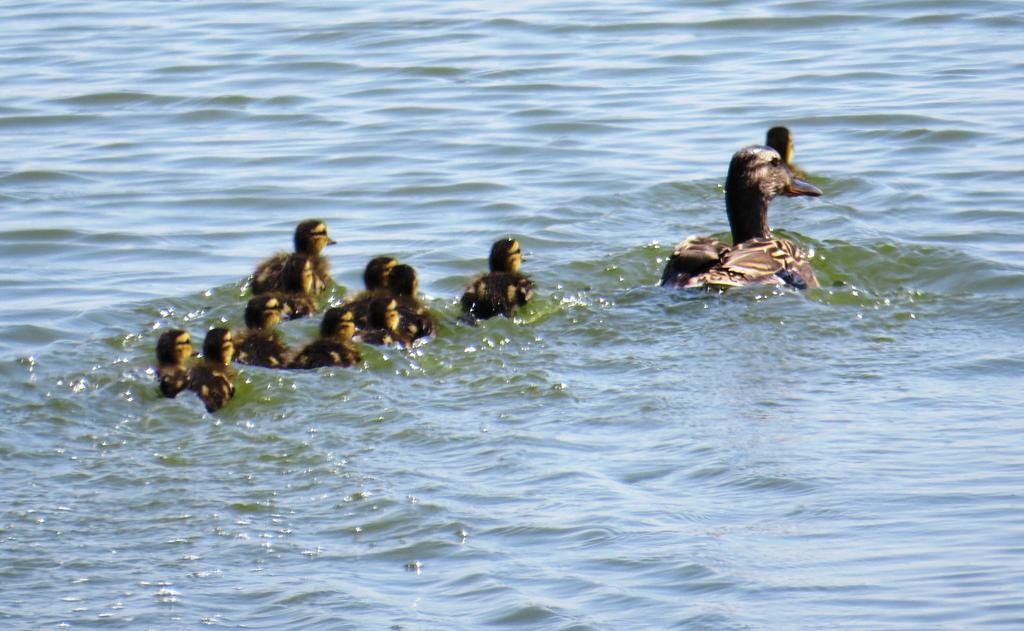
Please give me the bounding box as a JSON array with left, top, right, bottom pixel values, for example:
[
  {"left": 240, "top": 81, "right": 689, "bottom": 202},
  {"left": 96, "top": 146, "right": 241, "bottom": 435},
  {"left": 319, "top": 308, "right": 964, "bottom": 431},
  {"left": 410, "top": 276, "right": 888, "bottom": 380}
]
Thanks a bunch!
[
  {"left": 269, "top": 253, "right": 319, "bottom": 320},
  {"left": 387, "top": 263, "right": 435, "bottom": 340},
  {"left": 356, "top": 295, "right": 412, "bottom": 347},
  {"left": 235, "top": 295, "right": 290, "bottom": 368},
  {"left": 251, "top": 219, "right": 336, "bottom": 295},
  {"left": 155, "top": 329, "right": 192, "bottom": 398},
  {"left": 187, "top": 327, "right": 236, "bottom": 412},
  {"left": 343, "top": 255, "right": 398, "bottom": 329},
  {"left": 765, "top": 126, "right": 806, "bottom": 177},
  {"left": 460, "top": 238, "right": 534, "bottom": 322},
  {"left": 289, "top": 306, "right": 362, "bottom": 369},
  {"left": 661, "top": 145, "right": 822, "bottom": 290}
]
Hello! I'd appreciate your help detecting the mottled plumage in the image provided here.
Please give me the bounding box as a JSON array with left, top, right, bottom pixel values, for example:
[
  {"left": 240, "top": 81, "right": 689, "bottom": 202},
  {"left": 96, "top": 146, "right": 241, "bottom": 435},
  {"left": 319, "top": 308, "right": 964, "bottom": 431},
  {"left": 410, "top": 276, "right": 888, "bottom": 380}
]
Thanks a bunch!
[
  {"left": 187, "top": 328, "right": 236, "bottom": 412},
  {"left": 356, "top": 296, "right": 412, "bottom": 348},
  {"left": 388, "top": 264, "right": 435, "bottom": 340},
  {"left": 251, "top": 220, "right": 336, "bottom": 295},
  {"left": 260, "top": 254, "right": 319, "bottom": 320},
  {"left": 155, "top": 329, "right": 192, "bottom": 398},
  {"left": 661, "top": 145, "right": 822, "bottom": 291},
  {"left": 235, "top": 296, "right": 290, "bottom": 368},
  {"left": 290, "top": 307, "right": 362, "bottom": 369},
  {"left": 343, "top": 256, "right": 397, "bottom": 329},
  {"left": 460, "top": 238, "right": 534, "bottom": 322}
]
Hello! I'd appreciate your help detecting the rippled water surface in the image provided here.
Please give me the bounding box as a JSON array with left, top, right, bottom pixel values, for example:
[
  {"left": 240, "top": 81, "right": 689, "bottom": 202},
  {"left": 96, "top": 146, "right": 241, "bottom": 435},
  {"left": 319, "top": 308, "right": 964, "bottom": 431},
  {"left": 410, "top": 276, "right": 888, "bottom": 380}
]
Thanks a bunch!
[{"left": 3, "top": 1, "right": 1024, "bottom": 629}]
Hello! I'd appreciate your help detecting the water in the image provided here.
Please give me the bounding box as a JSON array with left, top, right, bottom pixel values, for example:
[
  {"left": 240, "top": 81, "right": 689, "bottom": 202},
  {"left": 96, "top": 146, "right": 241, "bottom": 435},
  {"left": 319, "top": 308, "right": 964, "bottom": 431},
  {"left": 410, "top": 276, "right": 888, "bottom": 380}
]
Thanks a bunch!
[{"left": 2, "top": 1, "right": 1023, "bottom": 628}]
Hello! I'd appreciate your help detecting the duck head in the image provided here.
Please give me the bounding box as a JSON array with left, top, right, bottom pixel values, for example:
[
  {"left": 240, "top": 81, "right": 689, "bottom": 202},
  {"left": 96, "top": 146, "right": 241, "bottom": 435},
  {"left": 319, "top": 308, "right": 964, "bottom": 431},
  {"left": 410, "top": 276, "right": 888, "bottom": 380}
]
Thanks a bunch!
[
  {"left": 489, "top": 238, "right": 522, "bottom": 273},
  {"left": 765, "top": 126, "right": 795, "bottom": 165},
  {"left": 725, "top": 145, "right": 821, "bottom": 245},
  {"left": 368, "top": 296, "right": 400, "bottom": 333},
  {"left": 202, "top": 328, "right": 234, "bottom": 365},
  {"left": 363, "top": 256, "right": 398, "bottom": 290},
  {"left": 294, "top": 219, "right": 336, "bottom": 256},
  {"left": 244, "top": 295, "right": 283, "bottom": 330},
  {"left": 320, "top": 306, "right": 356, "bottom": 341},
  {"left": 387, "top": 264, "right": 418, "bottom": 298},
  {"left": 156, "top": 329, "right": 192, "bottom": 366}
]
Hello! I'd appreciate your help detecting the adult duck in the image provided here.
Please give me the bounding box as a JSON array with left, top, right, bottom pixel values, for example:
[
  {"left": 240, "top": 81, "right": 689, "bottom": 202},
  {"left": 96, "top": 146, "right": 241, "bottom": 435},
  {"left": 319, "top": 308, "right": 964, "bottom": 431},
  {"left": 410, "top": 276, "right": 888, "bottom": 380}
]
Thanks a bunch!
[
  {"left": 660, "top": 145, "right": 822, "bottom": 290},
  {"left": 251, "top": 219, "right": 336, "bottom": 295}
]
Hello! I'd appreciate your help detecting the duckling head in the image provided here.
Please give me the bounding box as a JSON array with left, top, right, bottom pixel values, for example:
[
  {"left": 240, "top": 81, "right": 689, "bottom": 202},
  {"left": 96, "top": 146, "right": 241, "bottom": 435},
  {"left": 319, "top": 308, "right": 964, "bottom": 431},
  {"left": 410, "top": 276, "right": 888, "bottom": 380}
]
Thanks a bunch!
[
  {"left": 363, "top": 256, "right": 398, "bottom": 290},
  {"left": 202, "top": 327, "right": 235, "bottom": 365},
  {"left": 156, "top": 329, "right": 192, "bottom": 365},
  {"left": 765, "top": 126, "right": 795, "bottom": 165},
  {"left": 282, "top": 254, "right": 315, "bottom": 294},
  {"left": 725, "top": 145, "right": 822, "bottom": 245},
  {"left": 368, "top": 296, "right": 400, "bottom": 333},
  {"left": 320, "top": 306, "right": 356, "bottom": 340},
  {"left": 294, "top": 219, "right": 336, "bottom": 256},
  {"left": 488, "top": 238, "right": 522, "bottom": 273},
  {"left": 387, "top": 264, "right": 418, "bottom": 298},
  {"left": 244, "top": 295, "right": 283, "bottom": 330}
]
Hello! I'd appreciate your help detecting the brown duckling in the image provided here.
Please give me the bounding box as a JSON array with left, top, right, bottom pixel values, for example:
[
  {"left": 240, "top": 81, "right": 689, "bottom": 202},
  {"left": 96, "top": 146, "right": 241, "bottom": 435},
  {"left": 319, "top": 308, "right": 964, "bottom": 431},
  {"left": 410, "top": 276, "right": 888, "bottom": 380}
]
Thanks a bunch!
[
  {"left": 289, "top": 306, "right": 362, "bottom": 369},
  {"left": 343, "top": 255, "right": 398, "bottom": 329},
  {"left": 460, "top": 238, "right": 534, "bottom": 322},
  {"left": 765, "top": 126, "right": 806, "bottom": 178},
  {"left": 187, "top": 327, "right": 236, "bottom": 412},
  {"left": 387, "top": 264, "right": 435, "bottom": 340},
  {"left": 661, "top": 145, "right": 822, "bottom": 290},
  {"left": 356, "top": 295, "right": 412, "bottom": 348},
  {"left": 235, "top": 295, "right": 290, "bottom": 368},
  {"left": 267, "top": 253, "right": 318, "bottom": 320},
  {"left": 251, "top": 219, "right": 336, "bottom": 295},
  {"left": 155, "top": 329, "right": 192, "bottom": 398}
]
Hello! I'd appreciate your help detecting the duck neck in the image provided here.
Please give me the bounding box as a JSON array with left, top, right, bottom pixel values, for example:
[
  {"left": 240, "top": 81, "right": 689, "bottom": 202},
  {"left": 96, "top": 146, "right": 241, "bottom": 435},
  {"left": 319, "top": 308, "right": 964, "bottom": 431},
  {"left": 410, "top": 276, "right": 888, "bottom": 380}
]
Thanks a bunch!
[{"left": 725, "top": 185, "right": 770, "bottom": 245}]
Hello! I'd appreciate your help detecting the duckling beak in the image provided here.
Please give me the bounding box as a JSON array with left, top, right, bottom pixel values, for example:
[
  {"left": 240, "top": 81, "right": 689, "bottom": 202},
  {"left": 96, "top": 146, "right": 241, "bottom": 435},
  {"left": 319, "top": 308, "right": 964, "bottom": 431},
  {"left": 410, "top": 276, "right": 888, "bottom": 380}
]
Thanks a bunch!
[
  {"left": 326, "top": 236, "right": 338, "bottom": 246},
  {"left": 785, "top": 176, "right": 822, "bottom": 197}
]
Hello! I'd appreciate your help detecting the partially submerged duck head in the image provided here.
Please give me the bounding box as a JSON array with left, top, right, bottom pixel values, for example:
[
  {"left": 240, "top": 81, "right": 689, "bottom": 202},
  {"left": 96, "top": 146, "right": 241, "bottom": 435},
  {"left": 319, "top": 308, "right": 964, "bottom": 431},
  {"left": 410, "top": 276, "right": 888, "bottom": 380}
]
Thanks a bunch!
[
  {"left": 387, "top": 264, "right": 418, "bottom": 298},
  {"left": 725, "top": 145, "right": 821, "bottom": 245},
  {"left": 765, "top": 126, "right": 794, "bottom": 166},
  {"left": 321, "top": 306, "right": 356, "bottom": 341},
  {"left": 294, "top": 219, "right": 336, "bottom": 256},
  {"left": 244, "top": 295, "right": 283, "bottom": 331},
  {"left": 363, "top": 256, "right": 397, "bottom": 291},
  {"left": 202, "top": 327, "right": 235, "bottom": 365},
  {"left": 489, "top": 238, "right": 522, "bottom": 273},
  {"left": 156, "top": 329, "right": 192, "bottom": 367}
]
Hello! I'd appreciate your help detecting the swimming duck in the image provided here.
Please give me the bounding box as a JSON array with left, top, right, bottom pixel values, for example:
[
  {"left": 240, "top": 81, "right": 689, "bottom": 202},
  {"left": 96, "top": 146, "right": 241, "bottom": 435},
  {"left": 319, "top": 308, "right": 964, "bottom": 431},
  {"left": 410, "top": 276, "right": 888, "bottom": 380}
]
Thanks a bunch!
[
  {"left": 460, "top": 238, "right": 534, "bottom": 322},
  {"left": 765, "top": 126, "right": 806, "bottom": 177},
  {"left": 187, "top": 327, "right": 236, "bottom": 412},
  {"left": 289, "top": 306, "right": 362, "bottom": 369},
  {"left": 356, "top": 295, "right": 412, "bottom": 347},
  {"left": 155, "top": 329, "right": 192, "bottom": 398},
  {"left": 251, "top": 219, "right": 336, "bottom": 295},
  {"left": 235, "top": 295, "right": 290, "bottom": 368},
  {"left": 343, "top": 256, "right": 398, "bottom": 329},
  {"left": 387, "top": 263, "right": 435, "bottom": 340},
  {"left": 267, "top": 253, "right": 319, "bottom": 320},
  {"left": 661, "top": 145, "right": 822, "bottom": 290}
]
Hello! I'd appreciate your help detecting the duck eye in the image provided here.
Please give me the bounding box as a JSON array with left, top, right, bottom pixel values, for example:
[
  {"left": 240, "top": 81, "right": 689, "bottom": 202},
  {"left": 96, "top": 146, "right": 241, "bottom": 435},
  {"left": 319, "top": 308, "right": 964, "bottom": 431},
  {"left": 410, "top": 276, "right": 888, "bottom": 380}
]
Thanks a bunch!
[{"left": 771, "top": 156, "right": 781, "bottom": 166}]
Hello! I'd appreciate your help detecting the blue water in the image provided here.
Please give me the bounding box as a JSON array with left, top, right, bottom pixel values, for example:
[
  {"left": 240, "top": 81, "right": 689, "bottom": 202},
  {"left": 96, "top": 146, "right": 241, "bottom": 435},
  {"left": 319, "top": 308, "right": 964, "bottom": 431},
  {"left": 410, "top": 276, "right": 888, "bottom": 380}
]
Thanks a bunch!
[{"left": 2, "top": 1, "right": 1024, "bottom": 629}]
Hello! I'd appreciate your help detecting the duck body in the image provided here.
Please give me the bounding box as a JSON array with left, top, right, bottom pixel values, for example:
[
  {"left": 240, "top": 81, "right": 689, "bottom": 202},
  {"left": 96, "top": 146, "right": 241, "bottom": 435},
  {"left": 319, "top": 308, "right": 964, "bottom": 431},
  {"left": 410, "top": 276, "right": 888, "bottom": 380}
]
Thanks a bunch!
[
  {"left": 251, "top": 220, "right": 336, "bottom": 295},
  {"left": 290, "top": 306, "right": 363, "bottom": 369},
  {"left": 461, "top": 272, "right": 534, "bottom": 320},
  {"left": 460, "top": 238, "right": 533, "bottom": 322},
  {"left": 289, "top": 338, "right": 361, "bottom": 369},
  {"left": 187, "top": 328, "right": 236, "bottom": 412},
  {"left": 257, "top": 254, "right": 320, "bottom": 320},
  {"left": 661, "top": 145, "right": 821, "bottom": 291},
  {"left": 387, "top": 264, "right": 434, "bottom": 340},
  {"left": 155, "top": 329, "right": 192, "bottom": 398},
  {"left": 235, "top": 330, "right": 290, "bottom": 368},
  {"left": 356, "top": 296, "right": 412, "bottom": 348}
]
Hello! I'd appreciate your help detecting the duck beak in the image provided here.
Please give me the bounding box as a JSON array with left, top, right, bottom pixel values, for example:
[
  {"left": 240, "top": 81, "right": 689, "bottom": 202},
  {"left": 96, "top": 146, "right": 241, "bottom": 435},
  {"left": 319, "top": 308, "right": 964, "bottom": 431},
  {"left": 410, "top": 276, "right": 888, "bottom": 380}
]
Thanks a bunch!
[
  {"left": 326, "top": 236, "right": 338, "bottom": 246},
  {"left": 785, "top": 176, "right": 822, "bottom": 197}
]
